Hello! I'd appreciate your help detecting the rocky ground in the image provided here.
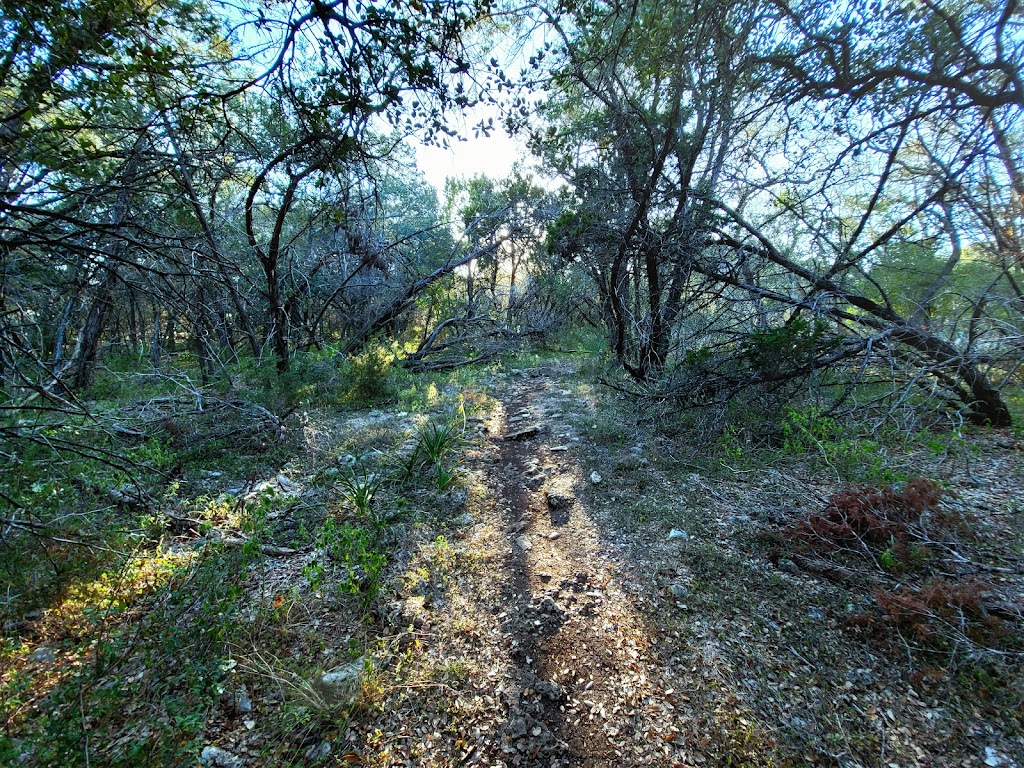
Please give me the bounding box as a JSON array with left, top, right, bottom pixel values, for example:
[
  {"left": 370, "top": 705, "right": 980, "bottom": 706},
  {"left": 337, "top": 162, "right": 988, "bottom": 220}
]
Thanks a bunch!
[
  {"left": 6, "top": 361, "right": 1022, "bottom": 767},
  {"left": 325, "top": 364, "right": 1022, "bottom": 767}
]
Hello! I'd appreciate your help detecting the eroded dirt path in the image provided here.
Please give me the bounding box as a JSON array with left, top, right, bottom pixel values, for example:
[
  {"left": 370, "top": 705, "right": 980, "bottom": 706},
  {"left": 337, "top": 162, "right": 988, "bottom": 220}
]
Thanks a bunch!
[
  {"left": 211, "top": 363, "right": 1022, "bottom": 767},
  {"left": 337, "top": 364, "right": 1022, "bottom": 767},
  {"left": 478, "top": 368, "right": 684, "bottom": 767}
]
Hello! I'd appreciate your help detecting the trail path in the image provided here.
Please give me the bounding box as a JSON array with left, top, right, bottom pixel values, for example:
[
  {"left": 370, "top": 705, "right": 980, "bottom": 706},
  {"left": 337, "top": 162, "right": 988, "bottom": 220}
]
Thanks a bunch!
[
  {"left": 468, "top": 366, "right": 684, "bottom": 767},
  {"left": 343, "top": 363, "right": 1024, "bottom": 767}
]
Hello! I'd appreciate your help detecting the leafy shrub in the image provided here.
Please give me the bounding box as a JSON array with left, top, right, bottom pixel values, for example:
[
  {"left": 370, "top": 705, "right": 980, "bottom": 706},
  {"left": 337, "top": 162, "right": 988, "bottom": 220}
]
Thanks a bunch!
[
  {"left": 276, "top": 351, "right": 343, "bottom": 407},
  {"left": 740, "top": 316, "right": 835, "bottom": 377},
  {"left": 667, "top": 317, "right": 840, "bottom": 411},
  {"left": 307, "top": 519, "right": 387, "bottom": 608},
  {"left": 413, "top": 417, "right": 464, "bottom": 466},
  {"left": 337, "top": 465, "right": 388, "bottom": 523},
  {"left": 779, "top": 407, "right": 901, "bottom": 483},
  {"left": 2, "top": 542, "right": 254, "bottom": 767},
  {"left": 339, "top": 340, "right": 404, "bottom": 406}
]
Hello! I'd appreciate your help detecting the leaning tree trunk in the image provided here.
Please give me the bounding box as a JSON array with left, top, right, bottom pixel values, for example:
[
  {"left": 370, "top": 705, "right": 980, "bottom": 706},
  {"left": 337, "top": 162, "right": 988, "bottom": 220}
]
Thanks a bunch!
[
  {"left": 342, "top": 241, "right": 503, "bottom": 357},
  {"left": 72, "top": 265, "right": 119, "bottom": 390},
  {"left": 709, "top": 199, "right": 1014, "bottom": 427}
]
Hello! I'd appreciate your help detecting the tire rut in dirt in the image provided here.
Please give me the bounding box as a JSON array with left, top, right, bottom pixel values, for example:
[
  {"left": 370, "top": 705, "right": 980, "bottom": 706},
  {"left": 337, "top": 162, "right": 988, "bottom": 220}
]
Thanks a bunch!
[{"left": 493, "top": 386, "right": 570, "bottom": 766}]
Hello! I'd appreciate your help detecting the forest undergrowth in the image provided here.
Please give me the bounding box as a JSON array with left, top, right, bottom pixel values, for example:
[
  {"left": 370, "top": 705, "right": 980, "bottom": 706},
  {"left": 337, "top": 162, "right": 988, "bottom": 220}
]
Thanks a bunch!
[{"left": 1, "top": 344, "right": 1022, "bottom": 767}]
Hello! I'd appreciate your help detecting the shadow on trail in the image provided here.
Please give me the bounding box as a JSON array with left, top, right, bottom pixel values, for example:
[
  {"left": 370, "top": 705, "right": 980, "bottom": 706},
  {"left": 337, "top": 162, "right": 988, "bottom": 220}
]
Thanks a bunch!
[{"left": 484, "top": 368, "right": 685, "bottom": 767}]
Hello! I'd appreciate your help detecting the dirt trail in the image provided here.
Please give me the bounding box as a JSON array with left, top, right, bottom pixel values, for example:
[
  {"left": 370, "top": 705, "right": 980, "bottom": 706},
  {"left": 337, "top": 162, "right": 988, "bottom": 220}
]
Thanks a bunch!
[{"left": 480, "top": 368, "right": 684, "bottom": 767}]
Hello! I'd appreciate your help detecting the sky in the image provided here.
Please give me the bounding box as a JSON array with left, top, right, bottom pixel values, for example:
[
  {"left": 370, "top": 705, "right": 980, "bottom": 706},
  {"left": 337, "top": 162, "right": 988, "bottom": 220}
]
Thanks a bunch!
[
  {"left": 411, "top": 17, "right": 549, "bottom": 193},
  {"left": 412, "top": 117, "right": 531, "bottom": 193}
]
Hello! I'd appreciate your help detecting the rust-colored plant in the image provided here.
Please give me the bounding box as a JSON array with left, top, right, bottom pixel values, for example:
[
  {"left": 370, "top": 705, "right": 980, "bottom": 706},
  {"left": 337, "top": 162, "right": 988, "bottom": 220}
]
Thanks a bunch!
[
  {"left": 788, "top": 478, "right": 942, "bottom": 570},
  {"left": 874, "top": 578, "right": 1005, "bottom": 648}
]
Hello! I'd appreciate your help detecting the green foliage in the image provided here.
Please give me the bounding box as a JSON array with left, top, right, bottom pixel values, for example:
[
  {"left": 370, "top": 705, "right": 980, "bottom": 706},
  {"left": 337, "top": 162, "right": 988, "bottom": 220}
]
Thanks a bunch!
[
  {"left": 244, "top": 340, "right": 411, "bottom": 410},
  {"left": 544, "top": 207, "right": 603, "bottom": 261},
  {"left": 274, "top": 346, "right": 345, "bottom": 407},
  {"left": 405, "top": 534, "right": 458, "bottom": 607},
  {"left": 779, "top": 407, "right": 902, "bottom": 484},
  {"left": 580, "top": 404, "right": 632, "bottom": 446},
  {"left": 306, "top": 519, "right": 387, "bottom": 609},
  {"left": 79, "top": 354, "right": 166, "bottom": 402},
  {"left": 415, "top": 417, "right": 465, "bottom": 466},
  {"left": 397, "top": 380, "right": 443, "bottom": 412},
  {"left": 740, "top": 317, "right": 834, "bottom": 377},
  {"left": 339, "top": 341, "right": 405, "bottom": 407},
  {"left": 337, "top": 465, "right": 389, "bottom": 523},
  {"left": 402, "top": 412, "right": 467, "bottom": 490},
  {"left": 1, "top": 541, "right": 256, "bottom": 767},
  {"left": 779, "top": 407, "right": 839, "bottom": 454},
  {"left": 0, "top": 416, "right": 180, "bottom": 620},
  {"left": 862, "top": 242, "right": 948, "bottom": 317},
  {"left": 433, "top": 462, "right": 462, "bottom": 492},
  {"left": 717, "top": 424, "right": 750, "bottom": 465}
]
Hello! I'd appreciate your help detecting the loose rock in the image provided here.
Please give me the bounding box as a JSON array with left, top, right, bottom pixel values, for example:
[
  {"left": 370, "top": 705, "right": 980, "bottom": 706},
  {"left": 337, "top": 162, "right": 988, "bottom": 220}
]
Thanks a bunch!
[
  {"left": 546, "top": 493, "right": 572, "bottom": 510},
  {"left": 200, "top": 746, "right": 244, "bottom": 768},
  {"left": 778, "top": 558, "right": 799, "bottom": 575},
  {"left": 28, "top": 646, "right": 55, "bottom": 665},
  {"left": 315, "top": 658, "right": 365, "bottom": 707},
  {"left": 984, "top": 747, "right": 1010, "bottom": 767},
  {"left": 507, "top": 425, "right": 542, "bottom": 441},
  {"left": 304, "top": 742, "right": 332, "bottom": 762},
  {"left": 219, "top": 684, "right": 253, "bottom": 716}
]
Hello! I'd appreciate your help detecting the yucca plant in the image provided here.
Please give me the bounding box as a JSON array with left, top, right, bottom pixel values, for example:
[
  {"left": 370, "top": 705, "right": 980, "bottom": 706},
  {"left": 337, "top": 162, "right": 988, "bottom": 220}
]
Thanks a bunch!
[
  {"left": 401, "top": 410, "right": 466, "bottom": 483},
  {"left": 336, "top": 466, "right": 387, "bottom": 519},
  {"left": 418, "top": 419, "right": 464, "bottom": 464},
  {"left": 434, "top": 461, "right": 462, "bottom": 492}
]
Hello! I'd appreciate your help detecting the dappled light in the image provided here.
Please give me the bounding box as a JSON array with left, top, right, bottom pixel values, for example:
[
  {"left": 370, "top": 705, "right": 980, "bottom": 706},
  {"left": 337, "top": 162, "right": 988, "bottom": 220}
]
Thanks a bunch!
[{"left": 2, "top": 0, "right": 1023, "bottom": 764}]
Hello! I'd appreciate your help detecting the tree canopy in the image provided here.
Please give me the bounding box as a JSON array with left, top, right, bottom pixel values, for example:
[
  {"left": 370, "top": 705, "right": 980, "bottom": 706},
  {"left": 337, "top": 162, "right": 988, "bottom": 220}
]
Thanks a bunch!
[{"left": 0, "top": 0, "right": 1021, "bottom": 424}]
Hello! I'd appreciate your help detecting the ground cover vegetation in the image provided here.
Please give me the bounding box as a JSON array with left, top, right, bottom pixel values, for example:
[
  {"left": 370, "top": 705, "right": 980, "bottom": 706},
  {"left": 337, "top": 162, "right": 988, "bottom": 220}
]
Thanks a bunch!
[{"left": 1, "top": 0, "right": 1023, "bottom": 764}]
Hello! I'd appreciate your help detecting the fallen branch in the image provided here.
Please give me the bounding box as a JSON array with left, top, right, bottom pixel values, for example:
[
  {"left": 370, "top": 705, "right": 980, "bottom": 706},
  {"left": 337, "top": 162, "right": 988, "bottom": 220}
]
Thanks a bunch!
[
  {"left": 790, "top": 553, "right": 872, "bottom": 587},
  {"left": 219, "top": 536, "right": 306, "bottom": 557}
]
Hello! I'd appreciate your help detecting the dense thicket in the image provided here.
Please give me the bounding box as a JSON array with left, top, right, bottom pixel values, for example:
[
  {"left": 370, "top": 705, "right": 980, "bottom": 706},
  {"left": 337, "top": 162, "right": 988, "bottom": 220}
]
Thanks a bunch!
[
  {"left": 528, "top": 0, "right": 1023, "bottom": 426},
  {"left": 0, "top": 0, "right": 528, "bottom": 396},
  {"left": 1, "top": 0, "right": 1021, "bottom": 443}
]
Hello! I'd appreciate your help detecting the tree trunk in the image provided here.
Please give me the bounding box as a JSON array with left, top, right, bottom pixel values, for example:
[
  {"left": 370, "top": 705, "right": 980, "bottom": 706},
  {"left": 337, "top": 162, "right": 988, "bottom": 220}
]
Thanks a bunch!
[
  {"left": 72, "top": 265, "right": 118, "bottom": 390},
  {"left": 152, "top": 310, "right": 161, "bottom": 371},
  {"left": 264, "top": 257, "right": 290, "bottom": 372},
  {"left": 71, "top": 134, "right": 145, "bottom": 390},
  {"left": 343, "top": 241, "right": 503, "bottom": 357},
  {"left": 52, "top": 291, "right": 79, "bottom": 365},
  {"left": 164, "top": 313, "right": 176, "bottom": 353},
  {"left": 710, "top": 199, "right": 1014, "bottom": 427},
  {"left": 127, "top": 293, "right": 140, "bottom": 353}
]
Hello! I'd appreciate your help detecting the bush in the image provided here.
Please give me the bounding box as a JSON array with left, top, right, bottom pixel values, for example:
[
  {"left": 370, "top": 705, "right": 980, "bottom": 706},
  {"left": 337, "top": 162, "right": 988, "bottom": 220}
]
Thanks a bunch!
[
  {"left": 873, "top": 578, "right": 1007, "bottom": 649},
  {"left": 305, "top": 519, "right": 387, "bottom": 609},
  {"left": 338, "top": 340, "right": 406, "bottom": 407},
  {"left": 740, "top": 316, "right": 835, "bottom": 378},
  {"left": 780, "top": 407, "right": 901, "bottom": 483},
  {"left": 789, "top": 478, "right": 942, "bottom": 572}
]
